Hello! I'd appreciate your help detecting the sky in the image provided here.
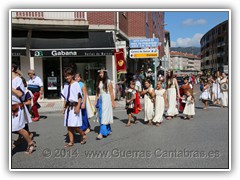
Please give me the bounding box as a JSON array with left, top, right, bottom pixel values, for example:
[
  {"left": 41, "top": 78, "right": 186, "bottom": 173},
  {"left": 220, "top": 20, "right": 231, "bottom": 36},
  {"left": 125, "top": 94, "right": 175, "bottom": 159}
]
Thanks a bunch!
[{"left": 165, "top": 11, "right": 229, "bottom": 47}]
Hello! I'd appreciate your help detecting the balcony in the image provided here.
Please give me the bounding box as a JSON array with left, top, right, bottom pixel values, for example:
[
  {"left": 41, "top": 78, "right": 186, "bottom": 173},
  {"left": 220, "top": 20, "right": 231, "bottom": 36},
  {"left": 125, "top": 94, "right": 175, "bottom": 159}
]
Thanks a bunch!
[
  {"left": 217, "top": 42, "right": 226, "bottom": 47},
  {"left": 12, "top": 11, "right": 87, "bottom": 21},
  {"left": 217, "top": 52, "right": 226, "bottom": 57}
]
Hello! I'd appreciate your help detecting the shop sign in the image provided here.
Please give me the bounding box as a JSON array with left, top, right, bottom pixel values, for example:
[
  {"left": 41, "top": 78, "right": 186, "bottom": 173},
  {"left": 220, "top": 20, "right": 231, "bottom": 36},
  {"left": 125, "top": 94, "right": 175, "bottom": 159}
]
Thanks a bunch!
[{"left": 31, "top": 49, "right": 114, "bottom": 57}]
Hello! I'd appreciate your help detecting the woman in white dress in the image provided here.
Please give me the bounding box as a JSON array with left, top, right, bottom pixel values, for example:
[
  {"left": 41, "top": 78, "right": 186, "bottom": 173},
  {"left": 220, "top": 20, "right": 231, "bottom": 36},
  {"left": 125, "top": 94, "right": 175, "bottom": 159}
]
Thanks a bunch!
[
  {"left": 12, "top": 65, "right": 36, "bottom": 154},
  {"left": 211, "top": 76, "right": 221, "bottom": 104},
  {"left": 215, "top": 71, "right": 222, "bottom": 104},
  {"left": 182, "top": 90, "right": 195, "bottom": 119},
  {"left": 220, "top": 73, "right": 228, "bottom": 107},
  {"left": 141, "top": 79, "right": 155, "bottom": 125},
  {"left": 165, "top": 71, "right": 180, "bottom": 120},
  {"left": 94, "top": 69, "right": 115, "bottom": 140},
  {"left": 61, "top": 67, "right": 86, "bottom": 148},
  {"left": 152, "top": 81, "right": 167, "bottom": 127}
]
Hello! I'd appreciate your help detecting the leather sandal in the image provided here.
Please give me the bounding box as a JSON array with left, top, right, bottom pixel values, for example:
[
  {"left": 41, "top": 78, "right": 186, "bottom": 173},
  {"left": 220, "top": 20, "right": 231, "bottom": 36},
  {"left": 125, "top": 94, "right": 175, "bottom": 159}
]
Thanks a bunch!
[
  {"left": 96, "top": 134, "right": 103, "bottom": 140},
  {"left": 25, "top": 141, "right": 36, "bottom": 154},
  {"left": 80, "top": 135, "right": 87, "bottom": 144},
  {"left": 133, "top": 117, "right": 138, "bottom": 124},
  {"left": 64, "top": 142, "right": 74, "bottom": 148},
  {"left": 126, "top": 123, "right": 131, "bottom": 127}
]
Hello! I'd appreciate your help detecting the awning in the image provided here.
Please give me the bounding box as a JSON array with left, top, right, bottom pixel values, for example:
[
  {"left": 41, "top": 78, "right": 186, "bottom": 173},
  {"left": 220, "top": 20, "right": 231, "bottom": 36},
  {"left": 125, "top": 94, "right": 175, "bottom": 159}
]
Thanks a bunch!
[
  {"left": 30, "top": 31, "right": 115, "bottom": 57},
  {"left": 12, "top": 37, "right": 27, "bottom": 56}
]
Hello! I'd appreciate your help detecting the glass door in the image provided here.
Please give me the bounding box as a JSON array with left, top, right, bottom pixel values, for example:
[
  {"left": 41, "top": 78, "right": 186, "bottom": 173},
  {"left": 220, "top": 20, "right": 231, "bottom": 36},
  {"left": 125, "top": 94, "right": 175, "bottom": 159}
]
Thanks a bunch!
[{"left": 43, "top": 57, "right": 61, "bottom": 99}]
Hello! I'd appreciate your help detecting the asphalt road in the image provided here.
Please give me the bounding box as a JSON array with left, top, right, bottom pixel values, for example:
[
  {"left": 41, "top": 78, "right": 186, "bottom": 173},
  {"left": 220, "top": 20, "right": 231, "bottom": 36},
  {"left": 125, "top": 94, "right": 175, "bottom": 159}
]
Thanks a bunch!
[{"left": 11, "top": 86, "right": 229, "bottom": 169}]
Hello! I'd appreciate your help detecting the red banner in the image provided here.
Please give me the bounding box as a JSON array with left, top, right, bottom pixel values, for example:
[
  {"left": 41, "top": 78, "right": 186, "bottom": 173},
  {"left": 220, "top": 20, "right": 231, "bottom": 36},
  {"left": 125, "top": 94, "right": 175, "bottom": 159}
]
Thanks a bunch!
[{"left": 114, "top": 48, "right": 126, "bottom": 73}]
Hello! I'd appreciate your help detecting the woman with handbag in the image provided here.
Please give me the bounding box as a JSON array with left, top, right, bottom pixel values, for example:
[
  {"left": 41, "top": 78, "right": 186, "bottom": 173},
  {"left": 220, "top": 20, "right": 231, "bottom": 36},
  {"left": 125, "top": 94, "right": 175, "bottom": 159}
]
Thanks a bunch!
[{"left": 94, "top": 68, "right": 115, "bottom": 140}]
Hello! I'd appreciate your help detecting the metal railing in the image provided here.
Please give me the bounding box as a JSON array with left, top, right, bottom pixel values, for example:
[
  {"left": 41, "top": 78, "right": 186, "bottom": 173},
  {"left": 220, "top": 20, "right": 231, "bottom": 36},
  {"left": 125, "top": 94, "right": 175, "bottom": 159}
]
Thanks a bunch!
[{"left": 13, "top": 11, "right": 87, "bottom": 21}]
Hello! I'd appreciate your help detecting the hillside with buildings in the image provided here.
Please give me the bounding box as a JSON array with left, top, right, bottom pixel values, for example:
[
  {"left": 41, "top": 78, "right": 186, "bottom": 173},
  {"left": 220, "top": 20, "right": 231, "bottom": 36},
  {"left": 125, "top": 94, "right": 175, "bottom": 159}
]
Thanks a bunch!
[{"left": 170, "top": 47, "right": 201, "bottom": 55}]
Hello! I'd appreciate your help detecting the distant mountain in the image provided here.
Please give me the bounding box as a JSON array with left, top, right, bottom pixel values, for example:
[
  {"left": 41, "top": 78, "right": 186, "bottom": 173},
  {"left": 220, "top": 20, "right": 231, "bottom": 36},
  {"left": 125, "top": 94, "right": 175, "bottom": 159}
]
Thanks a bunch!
[{"left": 170, "top": 47, "right": 201, "bottom": 55}]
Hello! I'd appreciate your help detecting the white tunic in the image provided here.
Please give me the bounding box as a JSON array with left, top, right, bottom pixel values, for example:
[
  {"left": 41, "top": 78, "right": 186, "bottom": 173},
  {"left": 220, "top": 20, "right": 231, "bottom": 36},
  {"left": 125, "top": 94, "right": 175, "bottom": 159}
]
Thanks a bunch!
[
  {"left": 220, "top": 78, "right": 228, "bottom": 107},
  {"left": 61, "top": 82, "right": 83, "bottom": 127},
  {"left": 183, "top": 96, "right": 195, "bottom": 116},
  {"left": 12, "top": 76, "right": 25, "bottom": 132},
  {"left": 166, "top": 81, "right": 179, "bottom": 116},
  {"left": 201, "top": 86, "right": 211, "bottom": 100},
  {"left": 98, "top": 80, "right": 114, "bottom": 125},
  {"left": 144, "top": 87, "right": 154, "bottom": 121},
  {"left": 153, "top": 89, "right": 165, "bottom": 123},
  {"left": 212, "top": 79, "right": 221, "bottom": 99}
]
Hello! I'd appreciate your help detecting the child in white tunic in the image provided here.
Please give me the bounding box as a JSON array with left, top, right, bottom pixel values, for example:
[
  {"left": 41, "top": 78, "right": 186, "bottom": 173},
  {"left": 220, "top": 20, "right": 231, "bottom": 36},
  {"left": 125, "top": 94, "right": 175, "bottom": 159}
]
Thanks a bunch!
[
  {"left": 61, "top": 67, "right": 86, "bottom": 148},
  {"left": 125, "top": 80, "right": 138, "bottom": 127},
  {"left": 152, "top": 81, "right": 167, "bottom": 127},
  {"left": 182, "top": 90, "right": 195, "bottom": 119},
  {"left": 200, "top": 80, "right": 211, "bottom": 110},
  {"left": 141, "top": 79, "right": 155, "bottom": 125}
]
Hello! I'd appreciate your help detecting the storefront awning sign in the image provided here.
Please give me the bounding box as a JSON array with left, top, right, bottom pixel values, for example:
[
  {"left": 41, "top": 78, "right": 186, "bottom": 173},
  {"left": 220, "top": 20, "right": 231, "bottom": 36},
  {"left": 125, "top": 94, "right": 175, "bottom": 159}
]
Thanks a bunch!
[{"left": 30, "top": 48, "right": 114, "bottom": 57}]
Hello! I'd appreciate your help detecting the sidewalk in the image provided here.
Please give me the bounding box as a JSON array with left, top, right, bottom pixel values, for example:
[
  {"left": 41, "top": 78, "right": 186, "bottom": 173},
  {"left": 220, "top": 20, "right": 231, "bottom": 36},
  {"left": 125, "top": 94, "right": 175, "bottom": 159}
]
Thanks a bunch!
[
  {"left": 38, "top": 84, "right": 200, "bottom": 114},
  {"left": 38, "top": 98, "right": 135, "bottom": 114}
]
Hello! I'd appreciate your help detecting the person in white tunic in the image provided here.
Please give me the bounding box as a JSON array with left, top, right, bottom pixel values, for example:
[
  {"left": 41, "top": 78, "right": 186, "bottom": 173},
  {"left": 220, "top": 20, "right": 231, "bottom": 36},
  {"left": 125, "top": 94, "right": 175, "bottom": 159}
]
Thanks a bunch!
[
  {"left": 182, "top": 90, "right": 195, "bottom": 119},
  {"left": 200, "top": 80, "right": 211, "bottom": 110},
  {"left": 152, "top": 81, "right": 167, "bottom": 127},
  {"left": 165, "top": 71, "right": 180, "bottom": 120},
  {"left": 220, "top": 73, "right": 228, "bottom": 108},
  {"left": 12, "top": 65, "right": 36, "bottom": 154},
  {"left": 94, "top": 69, "right": 115, "bottom": 140},
  {"left": 61, "top": 67, "right": 86, "bottom": 148},
  {"left": 141, "top": 79, "right": 155, "bottom": 125},
  {"left": 211, "top": 76, "right": 221, "bottom": 105}
]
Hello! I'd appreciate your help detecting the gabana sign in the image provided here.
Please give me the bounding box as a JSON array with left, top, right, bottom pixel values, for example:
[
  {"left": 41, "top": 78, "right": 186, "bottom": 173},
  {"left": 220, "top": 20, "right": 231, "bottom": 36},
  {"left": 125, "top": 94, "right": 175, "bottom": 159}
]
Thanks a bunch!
[{"left": 30, "top": 49, "right": 114, "bottom": 57}]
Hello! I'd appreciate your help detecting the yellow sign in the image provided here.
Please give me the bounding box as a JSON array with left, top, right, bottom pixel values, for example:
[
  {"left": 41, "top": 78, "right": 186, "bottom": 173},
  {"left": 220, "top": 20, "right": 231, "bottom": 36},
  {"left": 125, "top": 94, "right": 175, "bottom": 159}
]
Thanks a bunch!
[{"left": 133, "top": 53, "right": 158, "bottom": 58}]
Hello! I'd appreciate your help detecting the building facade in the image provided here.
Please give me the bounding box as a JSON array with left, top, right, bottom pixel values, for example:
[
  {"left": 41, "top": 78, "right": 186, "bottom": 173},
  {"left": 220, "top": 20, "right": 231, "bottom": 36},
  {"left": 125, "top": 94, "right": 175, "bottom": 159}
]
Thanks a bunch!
[
  {"left": 11, "top": 11, "right": 165, "bottom": 99},
  {"left": 200, "top": 20, "right": 229, "bottom": 74},
  {"left": 170, "top": 51, "right": 201, "bottom": 73}
]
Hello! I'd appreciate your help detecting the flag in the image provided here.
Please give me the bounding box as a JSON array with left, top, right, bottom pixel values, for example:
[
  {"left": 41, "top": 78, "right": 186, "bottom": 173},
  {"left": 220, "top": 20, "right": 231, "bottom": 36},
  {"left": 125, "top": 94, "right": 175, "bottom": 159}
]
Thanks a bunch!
[{"left": 114, "top": 48, "right": 126, "bottom": 72}]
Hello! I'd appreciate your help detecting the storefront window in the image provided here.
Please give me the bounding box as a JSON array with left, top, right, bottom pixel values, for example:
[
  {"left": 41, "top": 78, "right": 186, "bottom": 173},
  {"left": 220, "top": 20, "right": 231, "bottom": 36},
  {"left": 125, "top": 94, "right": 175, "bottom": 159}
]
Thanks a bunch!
[{"left": 62, "top": 57, "right": 106, "bottom": 95}]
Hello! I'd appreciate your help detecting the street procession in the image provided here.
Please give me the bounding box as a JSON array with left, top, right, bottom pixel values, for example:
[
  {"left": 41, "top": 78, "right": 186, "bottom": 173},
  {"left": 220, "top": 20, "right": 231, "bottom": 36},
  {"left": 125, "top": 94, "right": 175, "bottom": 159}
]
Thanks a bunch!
[{"left": 11, "top": 10, "right": 229, "bottom": 169}]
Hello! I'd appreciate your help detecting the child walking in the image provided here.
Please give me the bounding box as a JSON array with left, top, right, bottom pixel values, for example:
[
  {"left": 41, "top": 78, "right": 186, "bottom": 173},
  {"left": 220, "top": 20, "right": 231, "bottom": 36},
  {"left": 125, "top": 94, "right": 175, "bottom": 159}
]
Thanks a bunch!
[
  {"left": 200, "top": 80, "right": 211, "bottom": 110},
  {"left": 125, "top": 80, "right": 138, "bottom": 127},
  {"left": 61, "top": 67, "right": 86, "bottom": 148},
  {"left": 75, "top": 73, "right": 91, "bottom": 134},
  {"left": 152, "top": 81, "right": 168, "bottom": 127},
  {"left": 141, "top": 79, "right": 155, "bottom": 125},
  {"left": 182, "top": 90, "right": 195, "bottom": 119}
]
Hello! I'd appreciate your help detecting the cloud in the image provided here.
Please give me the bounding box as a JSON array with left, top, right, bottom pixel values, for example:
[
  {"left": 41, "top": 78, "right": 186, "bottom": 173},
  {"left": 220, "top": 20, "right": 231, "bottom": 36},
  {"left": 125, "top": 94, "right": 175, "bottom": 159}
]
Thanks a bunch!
[
  {"left": 182, "top": 18, "right": 207, "bottom": 26},
  {"left": 171, "top": 41, "right": 177, "bottom": 47},
  {"left": 171, "top": 33, "right": 203, "bottom": 47}
]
